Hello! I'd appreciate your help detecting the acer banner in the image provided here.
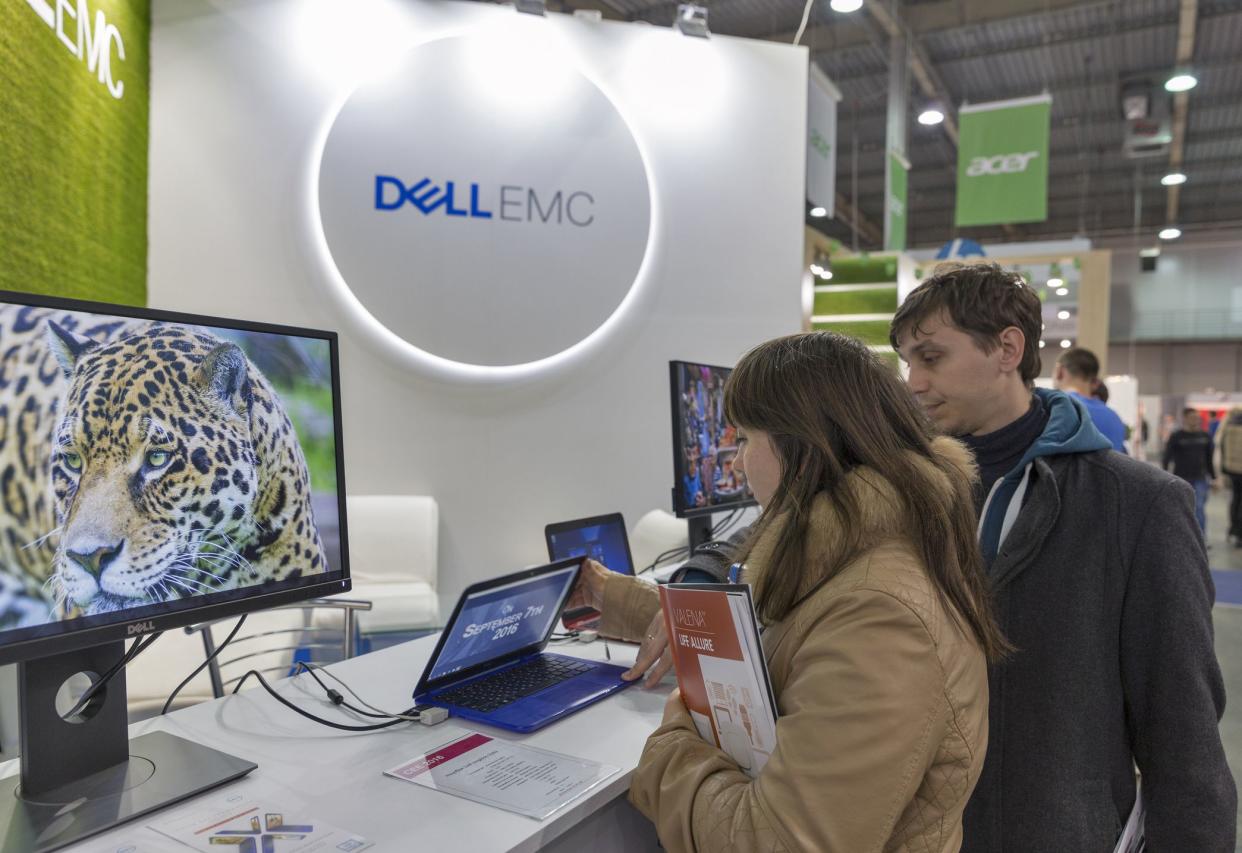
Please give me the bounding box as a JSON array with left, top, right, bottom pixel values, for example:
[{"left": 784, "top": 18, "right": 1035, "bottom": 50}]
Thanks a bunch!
[{"left": 954, "top": 94, "right": 1051, "bottom": 228}]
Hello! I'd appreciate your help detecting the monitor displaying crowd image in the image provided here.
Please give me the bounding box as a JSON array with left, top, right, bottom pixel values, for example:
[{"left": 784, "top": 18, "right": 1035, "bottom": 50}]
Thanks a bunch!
[
  {"left": 669, "top": 360, "right": 755, "bottom": 517},
  {"left": 0, "top": 300, "right": 345, "bottom": 647}
]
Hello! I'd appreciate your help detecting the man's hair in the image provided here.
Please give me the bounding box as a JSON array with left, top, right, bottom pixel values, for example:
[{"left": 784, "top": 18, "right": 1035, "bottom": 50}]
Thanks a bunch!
[
  {"left": 1057, "top": 347, "right": 1100, "bottom": 382},
  {"left": 1184, "top": 407, "right": 1197, "bottom": 417},
  {"left": 890, "top": 263, "right": 1043, "bottom": 384}
]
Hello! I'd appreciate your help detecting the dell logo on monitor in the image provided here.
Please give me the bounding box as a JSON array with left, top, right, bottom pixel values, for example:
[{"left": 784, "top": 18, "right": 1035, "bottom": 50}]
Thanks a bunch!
[
  {"left": 126, "top": 620, "right": 156, "bottom": 636},
  {"left": 374, "top": 176, "right": 595, "bottom": 227}
]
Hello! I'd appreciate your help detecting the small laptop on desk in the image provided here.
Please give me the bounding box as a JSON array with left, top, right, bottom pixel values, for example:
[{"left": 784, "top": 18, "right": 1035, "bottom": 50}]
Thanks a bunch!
[
  {"left": 412, "top": 558, "right": 633, "bottom": 733},
  {"left": 545, "top": 512, "right": 634, "bottom": 629}
]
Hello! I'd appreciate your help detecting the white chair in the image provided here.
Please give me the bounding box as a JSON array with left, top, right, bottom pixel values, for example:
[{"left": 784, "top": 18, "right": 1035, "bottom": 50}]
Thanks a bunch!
[
  {"left": 629, "top": 508, "right": 689, "bottom": 574},
  {"left": 332, "top": 495, "right": 440, "bottom": 634}
]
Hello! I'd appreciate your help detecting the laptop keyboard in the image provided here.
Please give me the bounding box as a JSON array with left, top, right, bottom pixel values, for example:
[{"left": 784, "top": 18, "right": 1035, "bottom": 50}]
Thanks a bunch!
[{"left": 436, "top": 657, "right": 596, "bottom": 713}]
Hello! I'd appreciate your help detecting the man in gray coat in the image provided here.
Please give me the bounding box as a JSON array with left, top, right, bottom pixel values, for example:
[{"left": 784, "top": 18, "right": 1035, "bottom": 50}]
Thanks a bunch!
[{"left": 892, "top": 263, "right": 1235, "bottom": 851}]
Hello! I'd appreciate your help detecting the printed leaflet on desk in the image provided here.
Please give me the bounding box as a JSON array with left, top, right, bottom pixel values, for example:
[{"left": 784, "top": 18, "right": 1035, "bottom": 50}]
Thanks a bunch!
[
  {"left": 385, "top": 731, "right": 620, "bottom": 820},
  {"left": 659, "top": 583, "right": 778, "bottom": 778},
  {"left": 146, "top": 787, "right": 371, "bottom": 852}
]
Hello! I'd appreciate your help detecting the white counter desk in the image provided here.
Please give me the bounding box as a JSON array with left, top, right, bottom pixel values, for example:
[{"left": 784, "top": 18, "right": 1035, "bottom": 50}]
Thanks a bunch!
[{"left": 3, "top": 634, "right": 670, "bottom": 853}]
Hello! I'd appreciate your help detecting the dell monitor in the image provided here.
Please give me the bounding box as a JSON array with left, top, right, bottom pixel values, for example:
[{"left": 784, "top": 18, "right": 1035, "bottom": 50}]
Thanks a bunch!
[
  {"left": 669, "top": 360, "right": 756, "bottom": 551},
  {"left": 0, "top": 290, "right": 351, "bottom": 852}
]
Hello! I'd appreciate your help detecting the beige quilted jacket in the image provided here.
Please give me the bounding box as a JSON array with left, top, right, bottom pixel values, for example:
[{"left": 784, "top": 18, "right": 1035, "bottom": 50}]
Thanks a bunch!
[{"left": 625, "top": 438, "right": 990, "bottom": 853}]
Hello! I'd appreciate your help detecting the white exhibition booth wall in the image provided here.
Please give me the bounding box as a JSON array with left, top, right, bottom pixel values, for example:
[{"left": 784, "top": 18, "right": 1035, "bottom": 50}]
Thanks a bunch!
[{"left": 147, "top": 0, "right": 807, "bottom": 597}]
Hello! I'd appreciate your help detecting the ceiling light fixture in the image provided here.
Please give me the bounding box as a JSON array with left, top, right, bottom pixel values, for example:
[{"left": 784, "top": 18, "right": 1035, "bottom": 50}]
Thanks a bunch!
[
  {"left": 1056, "top": 287, "right": 1069, "bottom": 296},
  {"left": 674, "top": 3, "right": 710, "bottom": 37},
  {"left": 809, "top": 206, "right": 827, "bottom": 218},
  {"left": 1161, "top": 172, "right": 1187, "bottom": 186},
  {"left": 1158, "top": 226, "right": 1182, "bottom": 240},
  {"left": 1047, "top": 277, "right": 1064, "bottom": 288},
  {"left": 917, "top": 108, "right": 944, "bottom": 126},
  {"left": 1057, "top": 310, "right": 1070, "bottom": 320},
  {"left": 1164, "top": 72, "right": 1198, "bottom": 93},
  {"left": 1060, "top": 339, "right": 1072, "bottom": 348},
  {"left": 1038, "top": 340, "right": 1046, "bottom": 349},
  {"left": 829, "top": 0, "right": 863, "bottom": 12}
]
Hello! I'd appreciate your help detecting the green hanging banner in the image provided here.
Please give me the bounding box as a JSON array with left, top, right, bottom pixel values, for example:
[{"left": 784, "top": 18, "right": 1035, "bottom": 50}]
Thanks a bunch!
[
  {"left": 954, "top": 94, "right": 1051, "bottom": 228},
  {"left": 885, "top": 151, "right": 908, "bottom": 251}
]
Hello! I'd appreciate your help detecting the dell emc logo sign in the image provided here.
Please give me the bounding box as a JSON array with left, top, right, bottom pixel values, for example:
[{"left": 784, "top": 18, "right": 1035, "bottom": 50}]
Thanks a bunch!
[{"left": 375, "top": 176, "right": 596, "bottom": 227}]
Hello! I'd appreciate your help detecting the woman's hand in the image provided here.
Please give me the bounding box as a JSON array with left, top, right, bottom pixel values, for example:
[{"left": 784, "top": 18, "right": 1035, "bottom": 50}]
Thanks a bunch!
[
  {"left": 624, "top": 610, "right": 674, "bottom": 688},
  {"left": 565, "top": 558, "right": 612, "bottom": 613}
]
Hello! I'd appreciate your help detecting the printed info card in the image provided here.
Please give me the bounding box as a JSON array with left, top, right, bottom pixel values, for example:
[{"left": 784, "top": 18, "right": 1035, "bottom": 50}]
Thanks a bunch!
[{"left": 385, "top": 731, "right": 619, "bottom": 820}]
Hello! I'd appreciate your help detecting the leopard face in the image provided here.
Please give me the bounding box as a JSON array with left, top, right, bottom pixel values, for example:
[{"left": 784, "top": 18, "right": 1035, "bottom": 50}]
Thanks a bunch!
[{"left": 46, "top": 322, "right": 306, "bottom": 616}]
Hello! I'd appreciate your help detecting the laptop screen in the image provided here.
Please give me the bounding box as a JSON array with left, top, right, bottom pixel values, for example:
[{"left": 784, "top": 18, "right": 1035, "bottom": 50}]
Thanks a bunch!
[
  {"left": 428, "top": 565, "right": 578, "bottom": 682},
  {"left": 547, "top": 517, "right": 633, "bottom": 575}
]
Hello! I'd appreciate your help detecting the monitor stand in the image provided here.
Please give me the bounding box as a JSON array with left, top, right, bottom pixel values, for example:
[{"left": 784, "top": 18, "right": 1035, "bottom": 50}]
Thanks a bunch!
[
  {"left": 0, "top": 641, "right": 257, "bottom": 853},
  {"left": 687, "top": 514, "right": 714, "bottom": 554}
]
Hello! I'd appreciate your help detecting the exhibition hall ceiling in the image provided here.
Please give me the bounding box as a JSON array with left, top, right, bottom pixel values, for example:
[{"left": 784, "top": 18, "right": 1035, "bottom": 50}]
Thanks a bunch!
[{"left": 476, "top": 0, "right": 1242, "bottom": 250}]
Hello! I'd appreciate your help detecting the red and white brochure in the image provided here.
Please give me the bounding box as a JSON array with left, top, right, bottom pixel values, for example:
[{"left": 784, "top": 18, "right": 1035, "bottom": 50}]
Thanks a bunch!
[
  {"left": 385, "top": 729, "right": 619, "bottom": 820},
  {"left": 659, "top": 583, "right": 778, "bottom": 778}
]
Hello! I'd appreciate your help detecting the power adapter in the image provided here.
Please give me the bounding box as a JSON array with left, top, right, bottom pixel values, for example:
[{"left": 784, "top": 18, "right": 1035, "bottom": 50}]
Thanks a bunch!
[{"left": 415, "top": 705, "right": 449, "bottom": 726}]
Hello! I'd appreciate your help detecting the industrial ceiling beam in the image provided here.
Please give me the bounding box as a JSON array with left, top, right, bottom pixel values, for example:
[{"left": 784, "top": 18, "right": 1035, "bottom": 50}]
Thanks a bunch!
[
  {"left": 834, "top": 191, "right": 884, "bottom": 246},
  {"left": 1165, "top": 0, "right": 1198, "bottom": 227}
]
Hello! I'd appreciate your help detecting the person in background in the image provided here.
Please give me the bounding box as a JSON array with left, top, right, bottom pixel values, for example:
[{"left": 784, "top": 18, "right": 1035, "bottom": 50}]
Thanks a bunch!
[
  {"left": 1163, "top": 407, "right": 1216, "bottom": 537},
  {"left": 1219, "top": 408, "right": 1242, "bottom": 546},
  {"left": 573, "top": 331, "right": 1005, "bottom": 852},
  {"left": 891, "top": 263, "right": 1234, "bottom": 852},
  {"left": 1053, "top": 346, "right": 1127, "bottom": 453}
]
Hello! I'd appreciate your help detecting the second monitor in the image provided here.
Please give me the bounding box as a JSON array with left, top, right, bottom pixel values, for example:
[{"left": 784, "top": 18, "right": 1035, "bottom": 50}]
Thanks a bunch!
[{"left": 669, "top": 360, "right": 756, "bottom": 550}]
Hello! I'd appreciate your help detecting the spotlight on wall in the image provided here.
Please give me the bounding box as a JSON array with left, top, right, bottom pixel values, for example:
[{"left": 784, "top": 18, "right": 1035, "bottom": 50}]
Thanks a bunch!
[
  {"left": 809, "top": 206, "right": 827, "bottom": 218},
  {"left": 1161, "top": 172, "right": 1187, "bottom": 186},
  {"left": 515, "top": 0, "right": 547, "bottom": 15},
  {"left": 674, "top": 3, "right": 710, "bottom": 37},
  {"left": 1158, "top": 226, "right": 1182, "bottom": 240},
  {"left": 917, "top": 107, "right": 945, "bottom": 126},
  {"left": 829, "top": 0, "right": 863, "bottom": 11},
  {"left": 1164, "top": 71, "right": 1198, "bottom": 93}
]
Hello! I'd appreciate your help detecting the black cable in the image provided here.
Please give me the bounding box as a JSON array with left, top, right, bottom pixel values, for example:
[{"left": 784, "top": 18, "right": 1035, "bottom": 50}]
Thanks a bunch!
[
  {"left": 230, "top": 669, "right": 410, "bottom": 732},
  {"left": 161, "top": 614, "right": 248, "bottom": 715},
  {"left": 294, "top": 663, "right": 400, "bottom": 720},
  {"left": 62, "top": 632, "right": 163, "bottom": 720},
  {"left": 638, "top": 545, "right": 690, "bottom": 576}
]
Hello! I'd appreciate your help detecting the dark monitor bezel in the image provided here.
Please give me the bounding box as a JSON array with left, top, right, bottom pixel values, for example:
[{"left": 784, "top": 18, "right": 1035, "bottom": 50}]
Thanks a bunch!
[
  {"left": 412, "top": 557, "right": 583, "bottom": 699},
  {"left": 543, "top": 512, "right": 634, "bottom": 576},
  {"left": 668, "top": 359, "right": 758, "bottom": 520},
  {"left": 0, "top": 288, "right": 351, "bottom": 666}
]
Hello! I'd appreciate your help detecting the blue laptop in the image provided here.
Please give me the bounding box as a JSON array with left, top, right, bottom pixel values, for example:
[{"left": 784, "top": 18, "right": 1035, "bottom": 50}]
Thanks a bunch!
[{"left": 413, "top": 558, "right": 633, "bottom": 733}]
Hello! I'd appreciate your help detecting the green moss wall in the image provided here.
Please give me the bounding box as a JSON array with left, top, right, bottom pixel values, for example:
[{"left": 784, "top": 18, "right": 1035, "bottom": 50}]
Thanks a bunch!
[{"left": 0, "top": 0, "right": 150, "bottom": 305}]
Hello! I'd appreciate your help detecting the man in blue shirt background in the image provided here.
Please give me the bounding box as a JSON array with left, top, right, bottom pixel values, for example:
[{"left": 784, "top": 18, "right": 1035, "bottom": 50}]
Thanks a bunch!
[{"left": 1054, "top": 346, "right": 1129, "bottom": 453}]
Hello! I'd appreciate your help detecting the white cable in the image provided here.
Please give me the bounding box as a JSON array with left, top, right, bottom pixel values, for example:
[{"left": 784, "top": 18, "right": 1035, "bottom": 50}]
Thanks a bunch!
[{"left": 793, "top": 0, "right": 815, "bottom": 45}]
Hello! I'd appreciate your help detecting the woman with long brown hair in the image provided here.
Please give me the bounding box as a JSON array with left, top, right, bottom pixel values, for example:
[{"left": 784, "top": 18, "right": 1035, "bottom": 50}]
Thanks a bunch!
[{"left": 576, "top": 331, "right": 1007, "bottom": 851}]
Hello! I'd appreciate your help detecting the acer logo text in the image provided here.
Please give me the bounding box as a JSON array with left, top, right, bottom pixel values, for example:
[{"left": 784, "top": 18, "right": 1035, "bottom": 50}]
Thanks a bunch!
[
  {"left": 966, "top": 151, "right": 1040, "bottom": 177},
  {"left": 127, "top": 620, "right": 156, "bottom": 636}
]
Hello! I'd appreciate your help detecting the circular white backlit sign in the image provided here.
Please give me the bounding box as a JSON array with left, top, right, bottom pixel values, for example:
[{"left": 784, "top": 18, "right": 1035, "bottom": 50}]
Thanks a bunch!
[{"left": 314, "top": 35, "right": 653, "bottom": 373}]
